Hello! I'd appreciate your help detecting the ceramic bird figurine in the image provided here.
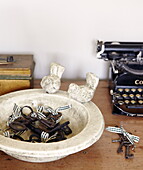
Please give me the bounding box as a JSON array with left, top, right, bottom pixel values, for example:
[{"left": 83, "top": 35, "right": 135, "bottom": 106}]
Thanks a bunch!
[
  {"left": 41, "top": 63, "right": 65, "bottom": 93},
  {"left": 68, "top": 72, "right": 99, "bottom": 103}
]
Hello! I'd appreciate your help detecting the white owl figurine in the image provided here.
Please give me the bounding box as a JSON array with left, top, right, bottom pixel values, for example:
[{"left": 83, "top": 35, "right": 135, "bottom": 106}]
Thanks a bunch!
[
  {"left": 68, "top": 72, "right": 99, "bottom": 103},
  {"left": 40, "top": 63, "right": 65, "bottom": 93}
]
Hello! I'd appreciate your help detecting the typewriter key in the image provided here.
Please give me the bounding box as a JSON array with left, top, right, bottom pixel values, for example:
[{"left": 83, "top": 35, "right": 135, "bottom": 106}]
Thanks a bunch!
[
  {"left": 118, "top": 101, "right": 124, "bottom": 105},
  {"left": 129, "top": 94, "right": 134, "bottom": 98},
  {"left": 124, "top": 100, "right": 130, "bottom": 104},
  {"left": 125, "top": 89, "right": 130, "bottom": 92},
  {"left": 131, "top": 89, "right": 136, "bottom": 93},
  {"left": 122, "top": 94, "right": 128, "bottom": 98},
  {"left": 138, "top": 100, "right": 143, "bottom": 104},
  {"left": 138, "top": 88, "right": 143, "bottom": 93},
  {"left": 136, "top": 94, "right": 141, "bottom": 98},
  {"left": 131, "top": 100, "right": 136, "bottom": 104},
  {"left": 118, "top": 88, "right": 124, "bottom": 92},
  {"left": 115, "top": 94, "right": 121, "bottom": 98}
]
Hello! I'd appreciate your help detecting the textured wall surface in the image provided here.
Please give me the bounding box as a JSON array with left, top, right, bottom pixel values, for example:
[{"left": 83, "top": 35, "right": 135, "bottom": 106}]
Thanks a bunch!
[{"left": 0, "top": 0, "right": 142, "bottom": 79}]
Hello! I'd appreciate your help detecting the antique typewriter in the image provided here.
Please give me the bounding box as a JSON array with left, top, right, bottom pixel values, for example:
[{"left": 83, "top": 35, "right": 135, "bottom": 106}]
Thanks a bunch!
[{"left": 97, "top": 40, "right": 143, "bottom": 116}]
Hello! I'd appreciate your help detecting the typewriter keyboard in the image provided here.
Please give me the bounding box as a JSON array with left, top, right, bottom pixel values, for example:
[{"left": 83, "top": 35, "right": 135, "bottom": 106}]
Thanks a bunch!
[{"left": 112, "top": 86, "right": 143, "bottom": 108}]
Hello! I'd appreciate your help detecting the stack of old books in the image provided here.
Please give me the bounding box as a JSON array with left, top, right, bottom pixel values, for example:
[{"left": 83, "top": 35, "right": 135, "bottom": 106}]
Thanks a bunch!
[{"left": 0, "top": 55, "right": 35, "bottom": 95}]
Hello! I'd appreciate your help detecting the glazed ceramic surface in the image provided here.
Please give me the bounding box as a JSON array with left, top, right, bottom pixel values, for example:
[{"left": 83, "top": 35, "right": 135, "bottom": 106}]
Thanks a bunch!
[{"left": 0, "top": 89, "right": 104, "bottom": 162}]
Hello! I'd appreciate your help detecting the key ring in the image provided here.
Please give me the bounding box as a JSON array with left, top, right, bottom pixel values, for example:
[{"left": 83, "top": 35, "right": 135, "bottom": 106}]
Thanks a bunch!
[{"left": 20, "top": 106, "right": 35, "bottom": 120}]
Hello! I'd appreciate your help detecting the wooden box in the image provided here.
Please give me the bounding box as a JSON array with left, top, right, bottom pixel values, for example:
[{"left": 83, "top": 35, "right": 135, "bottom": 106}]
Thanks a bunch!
[{"left": 0, "top": 54, "right": 35, "bottom": 95}]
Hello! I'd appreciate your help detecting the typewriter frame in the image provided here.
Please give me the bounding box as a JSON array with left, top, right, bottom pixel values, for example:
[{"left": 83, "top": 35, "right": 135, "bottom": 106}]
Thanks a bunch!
[{"left": 97, "top": 40, "right": 143, "bottom": 117}]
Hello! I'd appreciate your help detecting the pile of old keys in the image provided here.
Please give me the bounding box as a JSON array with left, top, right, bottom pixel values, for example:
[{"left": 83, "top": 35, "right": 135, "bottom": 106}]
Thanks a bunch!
[
  {"left": 2, "top": 103, "right": 72, "bottom": 143},
  {"left": 106, "top": 126, "right": 140, "bottom": 159}
]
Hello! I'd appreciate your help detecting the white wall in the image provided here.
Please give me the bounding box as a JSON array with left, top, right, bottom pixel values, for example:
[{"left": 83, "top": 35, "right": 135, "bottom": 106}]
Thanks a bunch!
[{"left": 0, "top": 0, "right": 143, "bottom": 79}]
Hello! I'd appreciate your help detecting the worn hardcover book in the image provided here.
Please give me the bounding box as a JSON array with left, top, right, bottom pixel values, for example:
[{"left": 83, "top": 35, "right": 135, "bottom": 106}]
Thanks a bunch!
[{"left": 0, "top": 54, "right": 35, "bottom": 95}]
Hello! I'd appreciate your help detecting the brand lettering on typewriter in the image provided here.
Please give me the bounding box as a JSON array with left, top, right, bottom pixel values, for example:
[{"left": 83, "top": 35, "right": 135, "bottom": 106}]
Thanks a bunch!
[{"left": 135, "top": 80, "right": 143, "bottom": 85}]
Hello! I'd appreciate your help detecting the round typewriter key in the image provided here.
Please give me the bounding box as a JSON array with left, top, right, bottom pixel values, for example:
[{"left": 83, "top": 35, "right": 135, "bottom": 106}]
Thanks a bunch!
[
  {"left": 118, "top": 101, "right": 124, "bottom": 105},
  {"left": 131, "top": 100, "right": 136, "bottom": 104},
  {"left": 124, "top": 100, "right": 130, "bottom": 104},
  {"left": 138, "top": 88, "right": 143, "bottom": 92},
  {"left": 129, "top": 94, "right": 134, "bottom": 98},
  {"left": 118, "top": 88, "right": 124, "bottom": 92},
  {"left": 138, "top": 100, "right": 143, "bottom": 104},
  {"left": 131, "top": 88, "right": 136, "bottom": 92},
  {"left": 122, "top": 94, "right": 128, "bottom": 98},
  {"left": 125, "top": 88, "right": 130, "bottom": 92},
  {"left": 136, "top": 94, "right": 141, "bottom": 98},
  {"left": 115, "top": 94, "right": 120, "bottom": 98}
]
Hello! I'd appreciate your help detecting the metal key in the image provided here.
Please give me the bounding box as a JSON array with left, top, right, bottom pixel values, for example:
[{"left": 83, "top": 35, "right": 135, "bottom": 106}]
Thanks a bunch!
[{"left": 125, "top": 144, "right": 134, "bottom": 159}]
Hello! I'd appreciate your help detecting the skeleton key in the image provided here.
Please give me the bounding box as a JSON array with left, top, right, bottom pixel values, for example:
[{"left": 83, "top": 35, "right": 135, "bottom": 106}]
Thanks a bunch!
[
  {"left": 125, "top": 144, "right": 134, "bottom": 159},
  {"left": 117, "top": 141, "right": 124, "bottom": 153}
]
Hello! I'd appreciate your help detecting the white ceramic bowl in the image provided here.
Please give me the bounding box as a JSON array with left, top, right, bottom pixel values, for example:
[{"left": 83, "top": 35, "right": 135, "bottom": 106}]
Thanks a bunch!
[{"left": 0, "top": 89, "right": 104, "bottom": 162}]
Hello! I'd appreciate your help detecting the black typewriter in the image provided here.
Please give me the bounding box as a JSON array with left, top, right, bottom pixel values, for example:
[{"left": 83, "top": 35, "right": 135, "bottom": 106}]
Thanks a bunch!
[{"left": 97, "top": 40, "right": 143, "bottom": 117}]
